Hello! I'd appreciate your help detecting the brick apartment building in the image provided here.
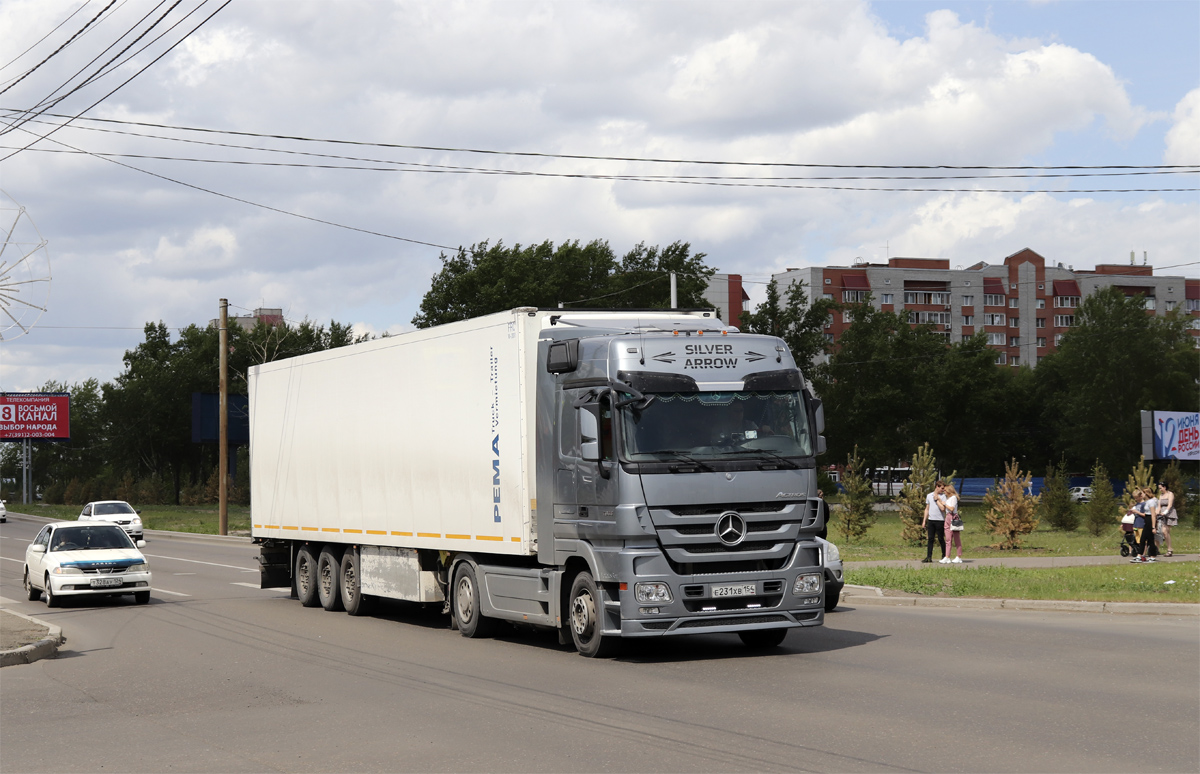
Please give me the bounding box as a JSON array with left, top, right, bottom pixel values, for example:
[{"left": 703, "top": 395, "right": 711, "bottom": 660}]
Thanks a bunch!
[
  {"left": 772, "top": 248, "right": 1200, "bottom": 367},
  {"left": 208, "top": 307, "right": 284, "bottom": 331},
  {"left": 703, "top": 273, "right": 750, "bottom": 325}
]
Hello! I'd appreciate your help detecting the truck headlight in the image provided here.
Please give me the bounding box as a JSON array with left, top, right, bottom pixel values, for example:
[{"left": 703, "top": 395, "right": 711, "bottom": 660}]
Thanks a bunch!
[
  {"left": 635, "top": 582, "right": 673, "bottom": 603},
  {"left": 53, "top": 566, "right": 84, "bottom": 575},
  {"left": 792, "top": 573, "right": 822, "bottom": 595},
  {"left": 824, "top": 542, "right": 840, "bottom": 564}
]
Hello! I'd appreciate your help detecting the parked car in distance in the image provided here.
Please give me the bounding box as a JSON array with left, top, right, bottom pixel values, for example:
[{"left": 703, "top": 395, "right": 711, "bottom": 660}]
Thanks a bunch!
[
  {"left": 1069, "top": 486, "right": 1092, "bottom": 503},
  {"left": 1, "top": 499, "right": 6, "bottom": 523},
  {"left": 816, "top": 536, "right": 844, "bottom": 612},
  {"left": 78, "top": 500, "right": 143, "bottom": 541},
  {"left": 23, "top": 522, "right": 151, "bottom": 607}
]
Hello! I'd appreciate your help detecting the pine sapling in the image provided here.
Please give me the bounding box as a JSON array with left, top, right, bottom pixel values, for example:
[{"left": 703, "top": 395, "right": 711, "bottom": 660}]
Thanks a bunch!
[
  {"left": 983, "top": 459, "right": 1040, "bottom": 549},
  {"left": 837, "top": 446, "right": 876, "bottom": 542}
]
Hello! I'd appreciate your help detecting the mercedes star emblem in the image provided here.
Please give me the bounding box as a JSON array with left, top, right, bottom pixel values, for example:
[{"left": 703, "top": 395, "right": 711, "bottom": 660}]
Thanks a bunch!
[{"left": 715, "top": 511, "right": 747, "bottom": 546}]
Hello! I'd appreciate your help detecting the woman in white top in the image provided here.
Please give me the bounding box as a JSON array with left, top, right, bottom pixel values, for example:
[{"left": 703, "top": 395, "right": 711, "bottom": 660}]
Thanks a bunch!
[
  {"left": 1156, "top": 481, "right": 1177, "bottom": 557},
  {"left": 940, "top": 483, "right": 963, "bottom": 563}
]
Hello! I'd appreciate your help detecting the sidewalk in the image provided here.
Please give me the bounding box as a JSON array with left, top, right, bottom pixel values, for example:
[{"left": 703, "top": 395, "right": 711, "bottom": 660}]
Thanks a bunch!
[
  {"left": 844, "top": 552, "right": 1198, "bottom": 570},
  {"left": 0, "top": 608, "right": 63, "bottom": 667}
]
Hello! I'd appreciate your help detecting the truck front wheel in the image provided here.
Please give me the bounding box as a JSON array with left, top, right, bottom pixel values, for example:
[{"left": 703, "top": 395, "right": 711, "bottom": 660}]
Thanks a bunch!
[
  {"left": 453, "top": 562, "right": 495, "bottom": 638},
  {"left": 568, "top": 572, "right": 618, "bottom": 658},
  {"left": 317, "top": 546, "right": 344, "bottom": 612},
  {"left": 295, "top": 545, "right": 320, "bottom": 607},
  {"left": 738, "top": 629, "right": 787, "bottom": 649}
]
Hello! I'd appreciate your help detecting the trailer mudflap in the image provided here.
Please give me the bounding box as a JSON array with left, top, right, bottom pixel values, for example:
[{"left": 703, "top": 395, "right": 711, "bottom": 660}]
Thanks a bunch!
[{"left": 258, "top": 542, "right": 292, "bottom": 589}]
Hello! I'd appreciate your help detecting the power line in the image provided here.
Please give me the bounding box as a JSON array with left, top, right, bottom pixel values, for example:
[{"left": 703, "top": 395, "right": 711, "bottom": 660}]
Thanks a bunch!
[
  {"left": 0, "top": 0, "right": 118, "bottom": 97},
  {"left": 11, "top": 110, "right": 1199, "bottom": 172},
  {"left": 0, "top": 0, "right": 96, "bottom": 75}
]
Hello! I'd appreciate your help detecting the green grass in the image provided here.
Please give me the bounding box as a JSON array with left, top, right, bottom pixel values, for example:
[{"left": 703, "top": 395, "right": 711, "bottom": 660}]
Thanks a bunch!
[
  {"left": 846, "top": 562, "right": 1200, "bottom": 604},
  {"left": 15, "top": 503, "right": 252, "bottom": 535},
  {"left": 830, "top": 505, "right": 1199, "bottom": 561}
]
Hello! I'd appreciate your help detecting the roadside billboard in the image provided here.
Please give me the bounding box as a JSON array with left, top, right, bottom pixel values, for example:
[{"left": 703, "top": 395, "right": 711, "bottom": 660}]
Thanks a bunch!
[
  {"left": 1150, "top": 410, "right": 1199, "bottom": 461},
  {"left": 0, "top": 393, "right": 71, "bottom": 440}
]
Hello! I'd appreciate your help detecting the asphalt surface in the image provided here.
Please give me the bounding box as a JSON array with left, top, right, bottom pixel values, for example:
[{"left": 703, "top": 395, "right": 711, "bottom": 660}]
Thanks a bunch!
[{"left": 2, "top": 513, "right": 1198, "bottom": 773}]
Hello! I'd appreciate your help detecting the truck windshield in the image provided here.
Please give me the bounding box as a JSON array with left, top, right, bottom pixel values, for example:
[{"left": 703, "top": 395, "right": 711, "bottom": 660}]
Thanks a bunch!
[{"left": 619, "top": 391, "right": 812, "bottom": 461}]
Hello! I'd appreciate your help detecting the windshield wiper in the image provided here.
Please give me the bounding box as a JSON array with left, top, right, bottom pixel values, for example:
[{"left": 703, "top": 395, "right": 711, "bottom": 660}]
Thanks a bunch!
[
  {"left": 638, "top": 449, "right": 715, "bottom": 472},
  {"left": 719, "top": 448, "right": 800, "bottom": 469}
]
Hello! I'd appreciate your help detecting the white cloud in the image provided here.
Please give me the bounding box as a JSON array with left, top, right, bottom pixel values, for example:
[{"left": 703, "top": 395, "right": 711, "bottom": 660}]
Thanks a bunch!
[{"left": 1164, "top": 88, "right": 1200, "bottom": 164}]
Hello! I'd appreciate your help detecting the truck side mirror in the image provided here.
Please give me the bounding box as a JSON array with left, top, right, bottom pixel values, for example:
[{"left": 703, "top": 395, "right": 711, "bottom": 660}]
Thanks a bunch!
[
  {"left": 546, "top": 339, "right": 580, "bottom": 374},
  {"left": 816, "top": 436, "right": 827, "bottom": 455},
  {"left": 579, "top": 406, "right": 601, "bottom": 461},
  {"left": 812, "top": 397, "right": 825, "bottom": 435}
]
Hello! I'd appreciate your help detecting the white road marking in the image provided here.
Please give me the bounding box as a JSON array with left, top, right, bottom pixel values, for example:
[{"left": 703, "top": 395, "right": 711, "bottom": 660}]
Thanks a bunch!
[
  {"left": 142, "top": 553, "right": 256, "bottom": 572},
  {"left": 0, "top": 536, "right": 32, "bottom": 542},
  {"left": 172, "top": 572, "right": 197, "bottom": 576},
  {"left": 152, "top": 588, "right": 191, "bottom": 597},
  {"left": 0, "top": 556, "right": 23, "bottom": 563},
  {"left": 230, "top": 582, "right": 266, "bottom": 589},
  {"left": 0, "top": 596, "right": 19, "bottom": 604}
]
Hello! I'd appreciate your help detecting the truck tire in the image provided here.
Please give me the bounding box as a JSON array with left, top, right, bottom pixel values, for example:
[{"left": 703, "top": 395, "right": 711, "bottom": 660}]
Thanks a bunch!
[
  {"left": 824, "top": 588, "right": 840, "bottom": 613},
  {"left": 25, "top": 569, "right": 40, "bottom": 601},
  {"left": 738, "top": 629, "right": 787, "bottom": 649},
  {"left": 339, "top": 548, "right": 373, "bottom": 617},
  {"left": 452, "top": 562, "right": 495, "bottom": 638},
  {"left": 568, "top": 571, "right": 618, "bottom": 658},
  {"left": 317, "top": 545, "right": 344, "bottom": 612},
  {"left": 295, "top": 545, "right": 320, "bottom": 608}
]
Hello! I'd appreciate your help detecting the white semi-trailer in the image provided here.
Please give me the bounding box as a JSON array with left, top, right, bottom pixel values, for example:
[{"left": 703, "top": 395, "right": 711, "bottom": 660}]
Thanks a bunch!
[{"left": 251, "top": 308, "right": 829, "bottom": 656}]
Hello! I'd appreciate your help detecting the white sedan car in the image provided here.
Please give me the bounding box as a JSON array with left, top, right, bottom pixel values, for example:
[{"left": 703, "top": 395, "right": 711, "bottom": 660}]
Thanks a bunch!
[
  {"left": 78, "top": 500, "right": 143, "bottom": 541},
  {"left": 1, "top": 499, "right": 6, "bottom": 523},
  {"left": 23, "top": 522, "right": 152, "bottom": 607}
]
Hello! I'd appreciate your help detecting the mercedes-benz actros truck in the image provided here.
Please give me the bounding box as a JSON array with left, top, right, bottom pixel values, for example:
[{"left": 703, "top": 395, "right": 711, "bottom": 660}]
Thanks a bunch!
[{"left": 252, "top": 307, "right": 828, "bottom": 656}]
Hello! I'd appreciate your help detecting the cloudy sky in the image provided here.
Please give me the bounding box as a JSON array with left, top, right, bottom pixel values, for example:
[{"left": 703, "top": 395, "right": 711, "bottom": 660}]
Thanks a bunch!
[{"left": 0, "top": 0, "right": 1196, "bottom": 392}]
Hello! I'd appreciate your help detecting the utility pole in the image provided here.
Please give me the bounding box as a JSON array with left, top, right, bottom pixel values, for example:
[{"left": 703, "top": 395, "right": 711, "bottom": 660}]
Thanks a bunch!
[
  {"left": 670, "top": 272, "right": 677, "bottom": 309},
  {"left": 219, "top": 298, "right": 228, "bottom": 536}
]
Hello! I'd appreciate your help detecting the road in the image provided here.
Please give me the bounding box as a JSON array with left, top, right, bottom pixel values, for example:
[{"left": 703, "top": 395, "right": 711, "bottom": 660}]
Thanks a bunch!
[{"left": 2, "top": 514, "right": 1198, "bottom": 773}]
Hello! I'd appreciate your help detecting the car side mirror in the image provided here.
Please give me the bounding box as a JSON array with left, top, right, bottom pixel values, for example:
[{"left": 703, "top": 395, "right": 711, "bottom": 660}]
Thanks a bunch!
[
  {"left": 30, "top": 544, "right": 45, "bottom": 554},
  {"left": 136, "top": 540, "right": 147, "bottom": 548},
  {"left": 579, "top": 406, "right": 601, "bottom": 462},
  {"left": 136, "top": 509, "right": 142, "bottom": 515}
]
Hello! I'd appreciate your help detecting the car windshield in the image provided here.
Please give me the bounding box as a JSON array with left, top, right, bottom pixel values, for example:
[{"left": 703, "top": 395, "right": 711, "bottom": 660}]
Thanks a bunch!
[
  {"left": 620, "top": 390, "right": 813, "bottom": 461},
  {"left": 94, "top": 502, "right": 135, "bottom": 515},
  {"left": 50, "top": 525, "right": 135, "bottom": 551}
]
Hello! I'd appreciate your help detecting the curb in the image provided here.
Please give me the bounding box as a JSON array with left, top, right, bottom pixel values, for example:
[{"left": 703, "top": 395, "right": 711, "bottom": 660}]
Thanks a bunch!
[
  {"left": 0, "top": 609, "right": 63, "bottom": 667},
  {"left": 4, "top": 511, "right": 253, "bottom": 545},
  {"left": 841, "top": 586, "right": 1199, "bottom": 616}
]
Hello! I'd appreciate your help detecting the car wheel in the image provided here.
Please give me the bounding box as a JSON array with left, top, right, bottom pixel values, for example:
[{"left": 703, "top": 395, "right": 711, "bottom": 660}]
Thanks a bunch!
[
  {"left": 295, "top": 545, "right": 320, "bottom": 607},
  {"left": 824, "top": 588, "right": 841, "bottom": 613},
  {"left": 134, "top": 590, "right": 150, "bottom": 605},
  {"left": 24, "top": 569, "right": 40, "bottom": 601},
  {"left": 452, "top": 562, "right": 496, "bottom": 638},
  {"left": 44, "top": 575, "right": 60, "bottom": 608},
  {"left": 568, "top": 571, "right": 618, "bottom": 658},
  {"left": 738, "top": 629, "right": 787, "bottom": 648},
  {"left": 316, "top": 545, "right": 344, "bottom": 612},
  {"left": 339, "top": 548, "right": 373, "bottom": 617}
]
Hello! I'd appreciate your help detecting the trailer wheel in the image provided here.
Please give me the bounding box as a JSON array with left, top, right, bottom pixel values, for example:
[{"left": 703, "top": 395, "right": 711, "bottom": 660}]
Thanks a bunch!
[
  {"left": 738, "top": 629, "right": 787, "bottom": 649},
  {"left": 317, "top": 546, "right": 344, "bottom": 612},
  {"left": 295, "top": 545, "right": 320, "bottom": 607},
  {"left": 568, "top": 572, "right": 618, "bottom": 658},
  {"left": 340, "top": 548, "right": 373, "bottom": 617},
  {"left": 452, "top": 562, "right": 495, "bottom": 638}
]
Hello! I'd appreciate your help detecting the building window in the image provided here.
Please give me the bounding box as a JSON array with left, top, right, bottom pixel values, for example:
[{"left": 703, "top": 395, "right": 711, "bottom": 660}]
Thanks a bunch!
[
  {"left": 1054, "top": 296, "right": 1080, "bottom": 308},
  {"left": 842, "top": 290, "right": 868, "bottom": 303},
  {"left": 823, "top": 293, "right": 834, "bottom": 301},
  {"left": 1009, "top": 317, "right": 1019, "bottom": 328},
  {"left": 995, "top": 352, "right": 1007, "bottom": 365},
  {"left": 1011, "top": 355, "right": 1020, "bottom": 366},
  {"left": 1055, "top": 333, "right": 1064, "bottom": 346},
  {"left": 1188, "top": 299, "right": 1200, "bottom": 312},
  {"left": 825, "top": 278, "right": 832, "bottom": 284},
  {"left": 932, "top": 292, "right": 951, "bottom": 305},
  {"left": 881, "top": 293, "right": 894, "bottom": 304},
  {"left": 987, "top": 332, "right": 1006, "bottom": 345},
  {"left": 1144, "top": 297, "right": 1157, "bottom": 310},
  {"left": 1038, "top": 284, "right": 1044, "bottom": 290},
  {"left": 884, "top": 278, "right": 892, "bottom": 285},
  {"left": 1009, "top": 298, "right": 1019, "bottom": 308},
  {"left": 984, "top": 294, "right": 1004, "bottom": 307},
  {"left": 823, "top": 332, "right": 834, "bottom": 343},
  {"left": 1010, "top": 336, "right": 1020, "bottom": 347},
  {"left": 1036, "top": 317, "right": 1046, "bottom": 328},
  {"left": 984, "top": 313, "right": 1006, "bottom": 326},
  {"left": 1165, "top": 300, "right": 1177, "bottom": 311},
  {"left": 826, "top": 314, "right": 834, "bottom": 327},
  {"left": 1037, "top": 299, "right": 1045, "bottom": 309},
  {"left": 1037, "top": 337, "right": 1046, "bottom": 348},
  {"left": 1054, "top": 315, "right": 1075, "bottom": 328},
  {"left": 843, "top": 310, "right": 853, "bottom": 323},
  {"left": 961, "top": 295, "right": 974, "bottom": 307},
  {"left": 962, "top": 315, "right": 974, "bottom": 326},
  {"left": 908, "top": 311, "right": 952, "bottom": 325}
]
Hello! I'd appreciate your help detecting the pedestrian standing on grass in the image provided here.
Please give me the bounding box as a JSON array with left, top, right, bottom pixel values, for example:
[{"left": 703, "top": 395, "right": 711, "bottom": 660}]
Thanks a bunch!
[
  {"left": 921, "top": 480, "right": 946, "bottom": 563},
  {"left": 1130, "top": 488, "right": 1159, "bottom": 563},
  {"left": 940, "top": 482, "right": 963, "bottom": 564},
  {"left": 1156, "top": 481, "right": 1177, "bottom": 557}
]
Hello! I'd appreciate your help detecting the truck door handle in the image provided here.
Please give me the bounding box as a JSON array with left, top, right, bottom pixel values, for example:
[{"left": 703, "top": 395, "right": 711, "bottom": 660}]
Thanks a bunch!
[{"left": 581, "top": 475, "right": 594, "bottom": 484}]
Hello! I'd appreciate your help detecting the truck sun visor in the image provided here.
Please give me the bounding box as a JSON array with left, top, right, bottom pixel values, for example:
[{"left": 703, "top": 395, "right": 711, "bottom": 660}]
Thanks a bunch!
[
  {"left": 616, "top": 370, "right": 699, "bottom": 394},
  {"left": 742, "top": 369, "right": 802, "bottom": 391}
]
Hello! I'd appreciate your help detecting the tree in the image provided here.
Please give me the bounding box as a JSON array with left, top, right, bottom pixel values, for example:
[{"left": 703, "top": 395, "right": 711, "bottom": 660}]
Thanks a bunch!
[
  {"left": 739, "top": 278, "right": 833, "bottom": 374},
  {"left": 1159, "top": 459, "right": 1193, "bottom": 529},
  {"left": 1035, "top": 286, "right": 1200, "bottom": 474},
  {"left": 1083, "top": 460, "right": 1119, "bottom": 536},
  {"left": 1123, "top": 455, "right": 1156, "bottom": 509},
  {"left": 983, "top": 459, "right": 1040, "bottom": 549},
  {"left": 1039, "top": 457, "right": 1077, "bottom": 531},
  {"left": 835, "top": 446, "right": 876, "bottom": 542},
  {"left": 895, "top": 443, "right": 940, "bottom": 545},
  {"left": 411, "top": 240, "right": 714, "bottom": 328}
]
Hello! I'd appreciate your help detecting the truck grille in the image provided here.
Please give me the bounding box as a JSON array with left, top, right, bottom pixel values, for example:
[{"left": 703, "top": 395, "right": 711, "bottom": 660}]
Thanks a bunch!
[{"left": 648, "top": 500, "right": 819, "bottom": 574}]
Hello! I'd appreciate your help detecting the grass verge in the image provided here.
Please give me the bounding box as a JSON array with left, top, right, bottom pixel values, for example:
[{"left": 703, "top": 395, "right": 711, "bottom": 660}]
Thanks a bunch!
[
  {"left": 846, "top": 562, "right": 1200, "bottom": 604},
  {"left": 14, "top": 503, "right": 252, "bottom": 535}
]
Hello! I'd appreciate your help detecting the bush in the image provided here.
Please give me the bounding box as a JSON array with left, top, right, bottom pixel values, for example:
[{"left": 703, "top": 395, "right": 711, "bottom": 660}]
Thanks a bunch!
[
  {"left": 983, "top": 459, "right": 1040, "bottom": 549},
  {"left": 42, "top": 480, "right": 66, "bottom": 505},
  {"left": 1084, "top": 461, "right": 1119, "bottom": 536},
  {"left": 836, "top": 447, "right": 876, "bottom": 542},
  {"left": 62, "top": 478, "right": 83, "bottom": 506},
  {"left": 1040, "top": 458, "right": 1078, "bottom": 531}
]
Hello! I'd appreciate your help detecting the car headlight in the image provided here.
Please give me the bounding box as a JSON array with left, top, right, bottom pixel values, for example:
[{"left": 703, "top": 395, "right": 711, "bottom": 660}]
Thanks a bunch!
[
  {"left": 792, "top": 573, "right": 822, "bottom": 595},
  {"left": 635, "top": 582, "right": 673, "bottom": 603},
  {"left": 824, "top": 542, "right": 841, "bottom": 564},
  {"left": 130, "top": 517, "right": 142, "bottom": 524},
  {"left": 53, "top": 566, "right": 84, "bottom": 575},
  {"left": 125, "top": 563, "right": 148, "bottom": 573}
]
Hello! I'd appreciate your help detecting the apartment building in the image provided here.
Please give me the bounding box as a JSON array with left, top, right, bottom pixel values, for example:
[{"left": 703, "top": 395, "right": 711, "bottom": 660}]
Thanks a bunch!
[
  {"left": 773, "top": 248, "right": 1200, "bottom": 367},
  {"left": 208, "top": 307, "right": 284, "bottom": 331},
  {"left": 703, "top": 273, "right": 750, "bottom": 324}
]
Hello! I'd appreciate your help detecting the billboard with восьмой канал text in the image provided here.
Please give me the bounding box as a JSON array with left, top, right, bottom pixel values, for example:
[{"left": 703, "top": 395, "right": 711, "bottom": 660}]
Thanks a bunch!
[{"left": 0, "top": 393, "right": 70, "bottom": 440}]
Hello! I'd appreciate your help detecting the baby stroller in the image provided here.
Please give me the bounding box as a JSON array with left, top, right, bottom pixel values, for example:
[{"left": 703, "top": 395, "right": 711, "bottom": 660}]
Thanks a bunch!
[{"left": 1119, "top": 512, "right": 1139, "bottom": 557}]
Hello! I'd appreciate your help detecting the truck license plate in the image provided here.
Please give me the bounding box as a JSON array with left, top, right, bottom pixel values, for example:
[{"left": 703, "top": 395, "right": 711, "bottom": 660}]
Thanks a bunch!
[
  {"left": 711, "top": 583, "right": 755, "bottom": 598},
  {"left": 90, "top": 577, "right": 122, "bottom": 588}
]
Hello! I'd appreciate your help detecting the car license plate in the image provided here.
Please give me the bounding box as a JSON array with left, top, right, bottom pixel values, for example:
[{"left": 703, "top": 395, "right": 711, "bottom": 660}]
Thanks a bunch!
[
  {"left": 711, "top": 583, "right": 755, "bottom": 598},
  {"left": 90, "top": 577, "right": 123, "bottom": 588}
]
